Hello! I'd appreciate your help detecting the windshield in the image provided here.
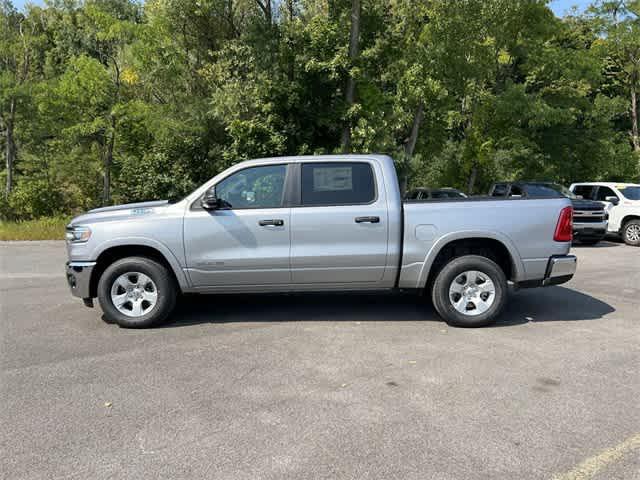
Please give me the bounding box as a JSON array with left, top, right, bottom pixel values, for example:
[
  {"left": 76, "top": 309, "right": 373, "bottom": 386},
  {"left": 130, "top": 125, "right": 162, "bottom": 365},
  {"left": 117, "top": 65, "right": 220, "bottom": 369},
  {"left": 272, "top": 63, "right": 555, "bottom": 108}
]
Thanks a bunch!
[{"left": 619, "top": 186, "right": 640, "bottom": 200}]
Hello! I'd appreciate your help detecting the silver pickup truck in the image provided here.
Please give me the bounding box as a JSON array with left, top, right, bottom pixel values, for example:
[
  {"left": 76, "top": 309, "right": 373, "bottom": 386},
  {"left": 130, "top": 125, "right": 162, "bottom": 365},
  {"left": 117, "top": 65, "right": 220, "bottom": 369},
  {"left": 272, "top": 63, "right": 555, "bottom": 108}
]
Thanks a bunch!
[{"left": 65, "top": 155, "right": 577, "bottom": 328}]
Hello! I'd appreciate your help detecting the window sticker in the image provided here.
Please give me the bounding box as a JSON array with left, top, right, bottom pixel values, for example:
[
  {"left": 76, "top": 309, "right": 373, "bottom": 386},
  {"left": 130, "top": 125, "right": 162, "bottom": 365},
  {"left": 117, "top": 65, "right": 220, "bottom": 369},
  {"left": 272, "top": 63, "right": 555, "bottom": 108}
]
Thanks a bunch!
[{"left": 313, "top": 167, "right": 353, "bottom": 191}]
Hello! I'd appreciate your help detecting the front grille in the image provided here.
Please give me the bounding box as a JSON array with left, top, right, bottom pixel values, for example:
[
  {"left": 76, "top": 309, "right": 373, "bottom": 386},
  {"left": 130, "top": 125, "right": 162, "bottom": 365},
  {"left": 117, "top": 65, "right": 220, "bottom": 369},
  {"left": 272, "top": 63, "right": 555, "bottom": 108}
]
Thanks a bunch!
[{"left": 574, "top": 210, "right": 605, "bottom": 223}]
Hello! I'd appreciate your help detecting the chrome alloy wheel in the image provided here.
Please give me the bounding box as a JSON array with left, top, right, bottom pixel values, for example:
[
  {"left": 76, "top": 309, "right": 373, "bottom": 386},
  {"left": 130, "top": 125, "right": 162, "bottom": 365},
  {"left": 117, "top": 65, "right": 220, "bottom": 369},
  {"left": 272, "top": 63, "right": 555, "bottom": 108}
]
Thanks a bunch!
[
  {"left": 448, "top": 270, "right": 496, "bottom": 316},
  {"left": 110, "top": 272, "right": 158, "bottom": 317},
  {"left": 626, "top": 224, "right": 640, "bottom": 243}
]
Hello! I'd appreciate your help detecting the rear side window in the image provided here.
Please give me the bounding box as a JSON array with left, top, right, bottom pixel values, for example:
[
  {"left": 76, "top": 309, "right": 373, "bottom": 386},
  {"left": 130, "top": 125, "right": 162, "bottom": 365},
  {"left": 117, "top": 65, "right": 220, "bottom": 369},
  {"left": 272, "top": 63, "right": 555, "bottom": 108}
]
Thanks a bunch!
[
  {"left": 522, "top": 184, "right": 562, "bottom": 198},
  {"left": 573, "top": 185, "right": 594, "bottom": 199},
  {"left": 509, "top": 185, "right": 524, "bottom": 197},
  {"left": 301, "top": 162, "right": 376, "bottom": 206}
]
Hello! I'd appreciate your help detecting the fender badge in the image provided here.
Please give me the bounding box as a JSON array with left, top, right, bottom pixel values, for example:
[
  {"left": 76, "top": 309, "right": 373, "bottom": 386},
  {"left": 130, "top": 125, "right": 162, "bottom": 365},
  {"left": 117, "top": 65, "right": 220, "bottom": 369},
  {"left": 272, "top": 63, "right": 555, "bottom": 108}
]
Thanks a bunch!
[{"left": 132, "top": 208, "right": 153, "bottom": 215}]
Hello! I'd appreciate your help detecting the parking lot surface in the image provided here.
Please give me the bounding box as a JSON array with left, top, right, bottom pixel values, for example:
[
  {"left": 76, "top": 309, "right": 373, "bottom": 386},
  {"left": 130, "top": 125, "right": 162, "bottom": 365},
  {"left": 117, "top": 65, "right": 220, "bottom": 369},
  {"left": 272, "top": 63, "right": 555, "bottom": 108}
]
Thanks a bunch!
[{"left": 1, "top": 240, "right": 639, "bottom": 480}]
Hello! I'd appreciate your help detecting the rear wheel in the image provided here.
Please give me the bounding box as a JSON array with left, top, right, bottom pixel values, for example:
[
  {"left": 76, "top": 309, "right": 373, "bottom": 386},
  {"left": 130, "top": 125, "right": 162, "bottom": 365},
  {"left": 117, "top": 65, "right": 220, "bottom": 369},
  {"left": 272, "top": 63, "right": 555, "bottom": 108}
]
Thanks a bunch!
[
  {"left": 622, "top": 220, "right": 640, "bottom": 246},
  {"left": 431, "top": 255, "right": 508, "bottom": 328},
  {"left": 97, "top": 256, "right": 177, "bottom": 328}
]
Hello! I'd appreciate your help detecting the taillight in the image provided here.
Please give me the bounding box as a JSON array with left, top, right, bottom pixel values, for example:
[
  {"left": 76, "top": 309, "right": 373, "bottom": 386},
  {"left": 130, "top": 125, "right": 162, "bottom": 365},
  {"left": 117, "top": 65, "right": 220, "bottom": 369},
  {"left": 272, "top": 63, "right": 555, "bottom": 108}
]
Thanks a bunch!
[{"left": 554, "top": 206, "right": 573, "bottom": 242}]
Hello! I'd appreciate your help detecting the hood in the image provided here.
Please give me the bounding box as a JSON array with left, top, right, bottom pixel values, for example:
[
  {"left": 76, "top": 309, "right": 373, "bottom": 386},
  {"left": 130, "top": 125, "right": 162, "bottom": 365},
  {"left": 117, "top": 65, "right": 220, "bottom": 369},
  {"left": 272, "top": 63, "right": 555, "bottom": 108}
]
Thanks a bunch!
[
  {"left": 88, "top": 199, "right": 170, "bottom": 214},
  {"left": 70, "top": 200, "right": 171, "bottom": 226},
  {"left": 570, "top": 198, "right": 604, "bottom": 211}
]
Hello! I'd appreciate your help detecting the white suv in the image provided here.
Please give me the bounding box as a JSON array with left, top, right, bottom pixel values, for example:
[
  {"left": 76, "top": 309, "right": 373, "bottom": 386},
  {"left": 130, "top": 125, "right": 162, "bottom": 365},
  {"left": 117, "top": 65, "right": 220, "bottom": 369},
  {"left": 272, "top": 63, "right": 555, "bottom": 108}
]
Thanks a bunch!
[{"left": 570, "top": 182, "right": 640, "bottom": 246}]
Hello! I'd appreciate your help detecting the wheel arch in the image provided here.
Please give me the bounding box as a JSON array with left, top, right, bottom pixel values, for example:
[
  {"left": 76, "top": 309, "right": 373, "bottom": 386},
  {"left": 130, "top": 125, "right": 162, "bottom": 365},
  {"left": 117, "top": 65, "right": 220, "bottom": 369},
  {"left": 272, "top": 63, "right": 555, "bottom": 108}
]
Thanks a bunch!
[
  {"left": 89, "top": 242, "right": 188, "bottom": 298},
  {"left": 621, "top": 215, "right": 640, "bottom": 230},
  {"left": 417, "top": 232, "right": 524, "bottom": 290}
]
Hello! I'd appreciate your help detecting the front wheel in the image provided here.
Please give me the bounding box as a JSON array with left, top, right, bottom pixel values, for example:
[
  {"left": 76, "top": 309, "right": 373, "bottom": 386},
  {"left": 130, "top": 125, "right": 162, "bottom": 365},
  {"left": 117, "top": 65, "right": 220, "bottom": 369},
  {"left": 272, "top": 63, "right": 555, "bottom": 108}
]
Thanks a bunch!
[
  {"left": 97, "top": 256, "right": 177, "bottom": 328},
  {"left": 431, "top": 255, "right": 508, "bottom": 328},
  {"left": 622, "top": 220, "right": 640, "bottom": 246}
]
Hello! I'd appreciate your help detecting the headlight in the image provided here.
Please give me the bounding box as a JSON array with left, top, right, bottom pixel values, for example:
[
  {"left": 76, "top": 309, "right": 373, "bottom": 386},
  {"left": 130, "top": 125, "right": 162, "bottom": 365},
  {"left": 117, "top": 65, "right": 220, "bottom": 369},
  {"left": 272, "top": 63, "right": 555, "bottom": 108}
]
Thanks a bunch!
[{"left": 65, "top": 225, "right": 91, "bottom": 243}]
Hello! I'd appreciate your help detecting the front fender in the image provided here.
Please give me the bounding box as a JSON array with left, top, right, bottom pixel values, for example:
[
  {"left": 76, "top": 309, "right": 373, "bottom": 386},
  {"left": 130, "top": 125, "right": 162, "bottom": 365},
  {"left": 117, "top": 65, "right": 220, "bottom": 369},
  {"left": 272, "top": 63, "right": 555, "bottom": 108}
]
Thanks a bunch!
[{"left": 91, "top": 236, "right": 191, "bottom": 290}]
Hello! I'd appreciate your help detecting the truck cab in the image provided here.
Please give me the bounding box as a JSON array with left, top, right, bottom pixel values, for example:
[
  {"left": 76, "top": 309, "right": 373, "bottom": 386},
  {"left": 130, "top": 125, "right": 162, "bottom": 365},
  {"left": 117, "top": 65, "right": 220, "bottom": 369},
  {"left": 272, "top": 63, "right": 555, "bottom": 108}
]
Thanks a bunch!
[{"left": 570, "top": 182, "right": 640, "bottom": 246}]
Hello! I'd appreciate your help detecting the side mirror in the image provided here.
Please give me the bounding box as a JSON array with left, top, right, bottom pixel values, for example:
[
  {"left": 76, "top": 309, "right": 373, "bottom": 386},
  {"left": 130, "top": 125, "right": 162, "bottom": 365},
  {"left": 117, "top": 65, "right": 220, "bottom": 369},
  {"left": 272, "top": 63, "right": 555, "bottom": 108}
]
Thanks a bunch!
[
  {"left": 605, "top": 196, "right": 619, "bottom": 206},
  {"left": 201, "top": 188, "right": 222, "bottom": 210}
]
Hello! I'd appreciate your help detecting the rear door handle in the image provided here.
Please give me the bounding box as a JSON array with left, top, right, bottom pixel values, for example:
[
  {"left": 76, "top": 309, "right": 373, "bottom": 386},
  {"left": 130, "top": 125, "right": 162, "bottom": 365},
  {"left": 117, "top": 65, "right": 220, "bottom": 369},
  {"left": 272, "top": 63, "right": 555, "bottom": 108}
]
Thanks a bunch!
[
  {"left": 355, "top": 216, "right": 380, "bottom": 224},
  {"left": 259, "top": 219, "right": 284, "bottom": 227}
]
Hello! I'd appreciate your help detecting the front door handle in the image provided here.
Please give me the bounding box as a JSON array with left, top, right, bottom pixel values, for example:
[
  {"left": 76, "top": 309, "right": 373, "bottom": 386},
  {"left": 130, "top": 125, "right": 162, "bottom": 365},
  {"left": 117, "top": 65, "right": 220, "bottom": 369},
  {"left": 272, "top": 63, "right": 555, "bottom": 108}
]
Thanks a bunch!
[
  {"left": 355, "top": 216, "right": 380, "bottom": 224},
  {"left": 259, "top": 219, "right": 284, "bottom": 227}
]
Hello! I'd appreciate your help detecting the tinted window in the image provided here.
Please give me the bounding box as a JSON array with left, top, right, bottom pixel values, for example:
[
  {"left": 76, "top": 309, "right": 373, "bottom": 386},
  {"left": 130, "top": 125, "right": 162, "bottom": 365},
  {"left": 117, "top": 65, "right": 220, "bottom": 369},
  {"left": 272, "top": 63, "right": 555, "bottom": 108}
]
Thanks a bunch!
[
  {"left": 406, "top": 190, "right": 422, "bottom": 200},
  {"left": 432, "top": 190, "right": 463, "bottom": 199},
  {"left": 619, "top": 186, "right": 640, "bottom": 200},
  {"left": 491, "top": 184, "right": 507, "bottom": 196},
  {"left": 509, "top": 185, "right": 524, "bottom": 196},
  {"left": 522, "top": 184, "right": 563, "bottom": 198},
  {"left": 573, "top": 186, "right": 594, "bottom": 199},
  {"left": 301, "top": 162, "right": 375, "bottom": 206},
  {"left": 595, "top": 186, "right": 617, "bottom": 201},
  {"left": 216, "top": 164, "right": 286, "bottom": 209}
]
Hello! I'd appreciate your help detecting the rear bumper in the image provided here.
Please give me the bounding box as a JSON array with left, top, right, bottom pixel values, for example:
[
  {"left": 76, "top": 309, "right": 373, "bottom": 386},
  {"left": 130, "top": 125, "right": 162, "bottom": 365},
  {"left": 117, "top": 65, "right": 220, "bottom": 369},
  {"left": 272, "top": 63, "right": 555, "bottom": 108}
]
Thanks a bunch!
[
  {"left": 517, "top": 254, "right": 577, "bottom": 288},
  {"left": 542, "top": 255, "right": 577, "bottom": 286},
  {"left": 66, "top": 261, "right": 96, "bottom": 299}
]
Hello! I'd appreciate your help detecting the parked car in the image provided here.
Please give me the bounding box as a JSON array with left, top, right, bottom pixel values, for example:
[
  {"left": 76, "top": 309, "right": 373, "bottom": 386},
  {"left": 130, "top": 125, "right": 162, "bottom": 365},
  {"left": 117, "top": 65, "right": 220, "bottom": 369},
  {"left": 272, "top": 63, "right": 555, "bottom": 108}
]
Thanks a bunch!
[
  {"left": 488, "top": 181, "right": 608, "bottom": 245},
  {"left": 65, "top": 155, "right": 576, "bottom": 329},
  {"left": 570, "top": 182, "right": 640, "bottom": 246},
  {"left": 404, "top": 187, "right": 467, "bottom": 200}
]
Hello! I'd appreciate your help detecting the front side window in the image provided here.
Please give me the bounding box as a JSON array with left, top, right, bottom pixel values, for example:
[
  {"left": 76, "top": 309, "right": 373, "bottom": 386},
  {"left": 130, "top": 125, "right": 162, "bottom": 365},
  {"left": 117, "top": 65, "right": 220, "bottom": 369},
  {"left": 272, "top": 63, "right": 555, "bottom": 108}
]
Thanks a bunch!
[
  {"left": 216, "top": 164, "right": 286, "bottom": 209},
  {"left": 595, "top": 186, "right": 617, "bottom": 201},
  {"left": 301, "top": 162, "right": 375, "bottom": 206}
]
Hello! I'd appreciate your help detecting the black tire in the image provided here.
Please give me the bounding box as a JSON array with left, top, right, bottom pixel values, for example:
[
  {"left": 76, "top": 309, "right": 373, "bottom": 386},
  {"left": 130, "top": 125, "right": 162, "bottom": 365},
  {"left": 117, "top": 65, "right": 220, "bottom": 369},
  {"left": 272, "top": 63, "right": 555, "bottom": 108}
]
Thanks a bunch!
[
  {"left": 431, "top": 255, "right": 508, "bottom": 328},
  {"left": 622, "top": 220, "right": 640, "bottom": 247},
  {"left": 97, "top": 256, "right": 177, "bottom": 328}
]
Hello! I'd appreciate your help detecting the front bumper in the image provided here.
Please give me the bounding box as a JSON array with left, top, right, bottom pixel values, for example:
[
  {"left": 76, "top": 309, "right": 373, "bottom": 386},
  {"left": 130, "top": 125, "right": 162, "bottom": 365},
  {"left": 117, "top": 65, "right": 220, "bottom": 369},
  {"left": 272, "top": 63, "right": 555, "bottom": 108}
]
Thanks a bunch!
[
  {"left": 573, "top": 221, "right": 608, "bottom": 240},
  {"left": 66, "top": 261, "right": 96, "bottom": 299},
  {"left": 542, "top": 255, "right": 577, "bottom": 286}
]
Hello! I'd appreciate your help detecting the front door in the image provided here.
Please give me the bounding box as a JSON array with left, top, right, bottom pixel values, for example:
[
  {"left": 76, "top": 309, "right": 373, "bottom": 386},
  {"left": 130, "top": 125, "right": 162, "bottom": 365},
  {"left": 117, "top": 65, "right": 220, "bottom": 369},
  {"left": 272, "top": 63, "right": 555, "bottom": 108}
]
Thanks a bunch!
[
  {"left": 290, "top": 161, "right": 390, "bottom": 285},
  {"left": 184, "top": 164, "right": 291, "bottom": 287}
]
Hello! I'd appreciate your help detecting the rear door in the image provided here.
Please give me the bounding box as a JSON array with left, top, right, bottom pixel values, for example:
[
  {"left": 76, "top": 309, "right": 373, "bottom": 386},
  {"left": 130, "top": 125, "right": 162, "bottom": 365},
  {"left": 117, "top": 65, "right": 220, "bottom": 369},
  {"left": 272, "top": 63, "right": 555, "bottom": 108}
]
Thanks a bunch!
[{"left": 289, "top": 160, "right": 390, "bottom": 285}]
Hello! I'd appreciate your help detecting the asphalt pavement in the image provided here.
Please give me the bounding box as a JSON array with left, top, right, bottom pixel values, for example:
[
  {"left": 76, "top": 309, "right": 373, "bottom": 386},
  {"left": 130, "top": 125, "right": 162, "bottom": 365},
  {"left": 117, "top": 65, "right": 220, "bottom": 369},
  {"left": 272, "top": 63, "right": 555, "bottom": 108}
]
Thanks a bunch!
[{"left": 1, "top": 240, "right": 639, "bottom": 480}]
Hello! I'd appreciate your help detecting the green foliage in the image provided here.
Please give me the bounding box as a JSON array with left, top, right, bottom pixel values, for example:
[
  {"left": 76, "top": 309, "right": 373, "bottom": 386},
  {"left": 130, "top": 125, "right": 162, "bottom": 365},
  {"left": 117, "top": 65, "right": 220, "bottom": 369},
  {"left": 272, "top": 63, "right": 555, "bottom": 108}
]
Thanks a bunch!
[
  {"left": 1, "top": 0, "right": 639, "bottom": 222},
  {"left": 0, "top": 216, "right": 69, "bottom": 240}
]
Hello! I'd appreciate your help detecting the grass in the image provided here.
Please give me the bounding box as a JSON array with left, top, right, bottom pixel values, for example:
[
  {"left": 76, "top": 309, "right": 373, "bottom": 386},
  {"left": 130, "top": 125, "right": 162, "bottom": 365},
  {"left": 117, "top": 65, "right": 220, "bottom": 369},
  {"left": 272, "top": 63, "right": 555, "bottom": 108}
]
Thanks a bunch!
[{"left": 0, "top": 217, "right": 70, "bottom": 241}]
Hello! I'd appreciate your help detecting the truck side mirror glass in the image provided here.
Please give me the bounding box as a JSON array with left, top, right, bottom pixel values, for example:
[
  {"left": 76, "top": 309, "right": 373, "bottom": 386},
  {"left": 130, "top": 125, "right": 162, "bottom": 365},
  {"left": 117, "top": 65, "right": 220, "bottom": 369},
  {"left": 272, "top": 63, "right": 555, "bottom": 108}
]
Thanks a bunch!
[{"left": 605, "top": 196, "right": 619, "bottom": 206}]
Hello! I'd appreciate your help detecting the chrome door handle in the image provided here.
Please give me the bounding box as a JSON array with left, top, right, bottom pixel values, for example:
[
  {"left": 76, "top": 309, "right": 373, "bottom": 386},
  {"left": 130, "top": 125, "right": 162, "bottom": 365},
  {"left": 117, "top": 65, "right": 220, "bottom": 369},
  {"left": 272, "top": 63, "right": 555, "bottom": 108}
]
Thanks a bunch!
[
  {"left": 259, "top": 219, "right": 284, "bottom": 227},
  {"left": 355, "top": 216, "right": 380, "bottom": 224}
]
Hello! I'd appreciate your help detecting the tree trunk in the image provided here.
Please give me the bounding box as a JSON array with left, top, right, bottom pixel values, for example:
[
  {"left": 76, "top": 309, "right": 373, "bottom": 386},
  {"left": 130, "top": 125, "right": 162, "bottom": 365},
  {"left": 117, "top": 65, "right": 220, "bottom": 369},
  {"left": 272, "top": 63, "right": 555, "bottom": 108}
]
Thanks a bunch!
[
  {"left": 631, "top": 87, "right": 639, "bottom": 153},
  {"left": 467, "top": 163, "right": 478, "bottom": 195},
  {"left": 400, "top": 103, "right": 424, "bottom": 195},
  {"left": 103, "top": 117, "right": 116, "bottom": 206},
  {"left": 255, "top": 0, "right": 272, "bottom": 24},
  {"left": 340, "top": 0, "right": 360, "bottom": 153},
  {"left": 4, "top": 98, "right": 17, "bottom": 198}
]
